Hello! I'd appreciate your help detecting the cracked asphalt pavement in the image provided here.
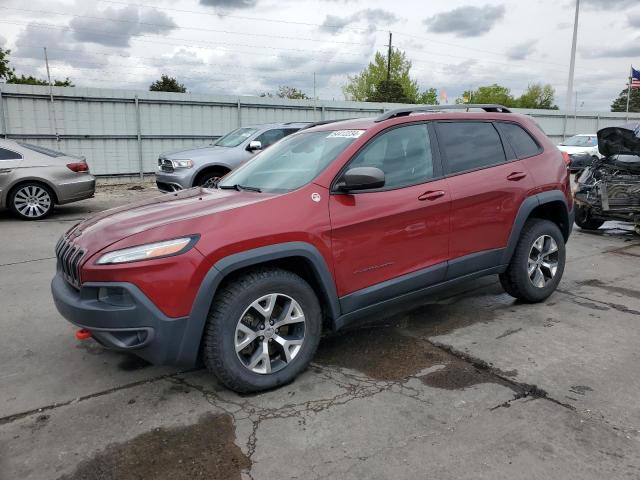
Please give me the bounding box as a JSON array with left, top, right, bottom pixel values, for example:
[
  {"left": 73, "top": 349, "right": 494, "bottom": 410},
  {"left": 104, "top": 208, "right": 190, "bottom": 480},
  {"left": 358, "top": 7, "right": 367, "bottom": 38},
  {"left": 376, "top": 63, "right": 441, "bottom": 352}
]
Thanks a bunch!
[{"left": 1, "top": 184, "right": 639, "bottom": 479}]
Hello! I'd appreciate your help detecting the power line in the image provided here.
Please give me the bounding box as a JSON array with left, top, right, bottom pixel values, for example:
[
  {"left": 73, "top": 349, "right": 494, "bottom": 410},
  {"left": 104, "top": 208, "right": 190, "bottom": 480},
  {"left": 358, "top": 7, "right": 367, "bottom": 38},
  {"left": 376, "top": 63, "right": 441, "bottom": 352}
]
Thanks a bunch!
[{"left": 0, "top": 6, "right": 376, "bottom": 47}]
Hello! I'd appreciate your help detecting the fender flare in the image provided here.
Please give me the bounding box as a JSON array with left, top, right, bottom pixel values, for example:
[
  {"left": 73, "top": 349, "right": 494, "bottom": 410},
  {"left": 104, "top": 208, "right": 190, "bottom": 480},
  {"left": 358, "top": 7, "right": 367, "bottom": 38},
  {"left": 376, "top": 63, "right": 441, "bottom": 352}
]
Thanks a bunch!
[
  {"left": 175, "top": 241, "right": 340, "bottom": 366},
  {"left": 500, "top": 190, "right": 572, "bottom": 265}
]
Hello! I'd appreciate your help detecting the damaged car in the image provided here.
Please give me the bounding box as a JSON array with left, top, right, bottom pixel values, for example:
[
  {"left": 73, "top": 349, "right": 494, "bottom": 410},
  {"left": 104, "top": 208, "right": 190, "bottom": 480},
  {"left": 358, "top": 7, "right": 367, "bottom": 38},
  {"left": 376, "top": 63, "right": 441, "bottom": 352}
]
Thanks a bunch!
[{"left": 574, "top": 123, "right": 640, "bottom": 233}]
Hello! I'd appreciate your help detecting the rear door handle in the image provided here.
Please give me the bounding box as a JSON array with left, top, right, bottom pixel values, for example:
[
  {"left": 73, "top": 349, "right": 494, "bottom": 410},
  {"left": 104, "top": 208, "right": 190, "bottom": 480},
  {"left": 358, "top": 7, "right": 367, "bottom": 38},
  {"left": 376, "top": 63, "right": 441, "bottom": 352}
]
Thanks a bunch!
[
  {"left": 507, "top": 172, "right": 527, "bottom": 181},
  {"left": 418, "top": 190, "right": 446, "bottom": 201}
]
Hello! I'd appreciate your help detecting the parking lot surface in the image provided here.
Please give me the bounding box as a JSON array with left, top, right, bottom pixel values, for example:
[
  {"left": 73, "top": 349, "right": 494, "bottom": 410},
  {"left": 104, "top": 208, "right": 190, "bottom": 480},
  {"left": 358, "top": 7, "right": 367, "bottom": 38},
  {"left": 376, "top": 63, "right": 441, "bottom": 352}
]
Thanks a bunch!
[{"left": 1, "top": 184, "right": 639, "bottom": 479}]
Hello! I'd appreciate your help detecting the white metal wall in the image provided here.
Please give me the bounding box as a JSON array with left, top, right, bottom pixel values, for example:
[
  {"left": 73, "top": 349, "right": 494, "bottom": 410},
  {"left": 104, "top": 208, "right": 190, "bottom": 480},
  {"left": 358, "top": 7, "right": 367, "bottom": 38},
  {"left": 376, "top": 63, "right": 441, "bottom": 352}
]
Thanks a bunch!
[{"left": 1, "top": 84, "right": 639, "bottom": 176}]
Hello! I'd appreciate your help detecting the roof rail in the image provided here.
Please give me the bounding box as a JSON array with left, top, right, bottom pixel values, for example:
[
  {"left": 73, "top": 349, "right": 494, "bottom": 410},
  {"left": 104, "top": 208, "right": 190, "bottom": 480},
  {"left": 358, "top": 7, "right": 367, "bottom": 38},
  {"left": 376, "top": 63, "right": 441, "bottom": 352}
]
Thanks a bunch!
[
  {"left": 299, "top": 118, "right": 354, "bottom": 130},
  {"left": 375, "top": 104, "right": 512, "bottom": 122}
]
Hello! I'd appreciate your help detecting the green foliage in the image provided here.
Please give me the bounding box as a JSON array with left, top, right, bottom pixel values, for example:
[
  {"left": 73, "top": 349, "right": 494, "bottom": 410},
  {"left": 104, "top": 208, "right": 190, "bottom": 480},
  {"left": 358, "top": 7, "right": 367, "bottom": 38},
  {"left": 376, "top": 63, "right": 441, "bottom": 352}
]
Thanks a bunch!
[
  {"left": 0, "top": 47, "right": 13, "bottom": 81},
  {"left": 7, "top": 74, "right": 74, "bottom": 87},
  {"left": 517, "top": 83, "right": 558, "bottom": 109},
  {"left": 611, "top": 87, "right": 640, "bottom": 113},
  {"left": 368, "top": 80, "right": 413, "bottom": 103},
  {"left": 456, "top": 83, "right": 558, "bottom": 109},
  {"left": 417, "top": 87, "right": 439, "bottom": 105},
  {"left": 343, "top": 48, "right": 421, "bottom": 103},
  {"left": 261, "top": 86, "right": 310, "bottom": 99},
  {"left": 149, "top": 75, "right": 186, "bottom": 93}
]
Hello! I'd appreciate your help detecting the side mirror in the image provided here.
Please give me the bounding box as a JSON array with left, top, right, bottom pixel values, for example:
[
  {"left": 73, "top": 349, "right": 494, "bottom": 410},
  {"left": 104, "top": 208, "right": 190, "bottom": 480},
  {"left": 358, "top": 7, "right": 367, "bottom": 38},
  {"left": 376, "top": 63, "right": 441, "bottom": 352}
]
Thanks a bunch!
[
  {"left": 336, "top": 167, "right": 385, "bottom": 192},
  {"left": 247, "top": 140, "right": 262, "bottom": 152}
]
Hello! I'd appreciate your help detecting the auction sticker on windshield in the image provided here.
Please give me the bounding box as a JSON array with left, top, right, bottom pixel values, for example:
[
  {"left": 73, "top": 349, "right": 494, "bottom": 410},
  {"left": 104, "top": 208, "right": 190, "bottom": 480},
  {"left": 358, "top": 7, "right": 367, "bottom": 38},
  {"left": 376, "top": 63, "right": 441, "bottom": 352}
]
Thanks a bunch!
[{"left": 327, "top": 130, "right": 365, "bottom": 138}]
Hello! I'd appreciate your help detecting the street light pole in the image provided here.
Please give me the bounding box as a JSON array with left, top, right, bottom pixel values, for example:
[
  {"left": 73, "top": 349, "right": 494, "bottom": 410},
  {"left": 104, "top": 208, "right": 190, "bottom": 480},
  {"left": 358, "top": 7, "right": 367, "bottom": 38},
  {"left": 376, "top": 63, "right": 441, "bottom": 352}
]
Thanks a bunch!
[{"left": 562, "top": 0, "right": 580, "bottom": 140}]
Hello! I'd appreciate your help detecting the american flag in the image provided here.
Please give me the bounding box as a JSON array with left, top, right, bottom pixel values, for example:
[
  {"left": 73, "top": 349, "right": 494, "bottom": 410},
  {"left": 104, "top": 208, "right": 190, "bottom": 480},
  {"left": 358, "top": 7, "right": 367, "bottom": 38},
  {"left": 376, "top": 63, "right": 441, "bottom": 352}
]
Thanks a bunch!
[{"left": 632, "top": 67, "right": 640, "bottom": 89}]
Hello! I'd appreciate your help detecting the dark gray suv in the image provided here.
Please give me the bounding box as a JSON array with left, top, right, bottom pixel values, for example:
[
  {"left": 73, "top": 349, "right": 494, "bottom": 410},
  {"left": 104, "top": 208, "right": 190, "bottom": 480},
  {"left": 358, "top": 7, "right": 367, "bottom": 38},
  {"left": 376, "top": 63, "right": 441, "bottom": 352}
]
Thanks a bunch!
[{"left": 155, "top": 122, "right": 308, "bottom": 191}]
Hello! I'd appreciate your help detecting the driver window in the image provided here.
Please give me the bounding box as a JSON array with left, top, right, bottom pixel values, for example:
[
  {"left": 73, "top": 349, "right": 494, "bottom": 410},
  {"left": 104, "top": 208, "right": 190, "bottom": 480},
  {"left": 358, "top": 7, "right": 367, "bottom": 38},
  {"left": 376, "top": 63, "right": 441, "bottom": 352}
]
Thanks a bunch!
[
  {"left": 349, "top": 124, "right": 434, "bottom": 189},
  {"left": 255, "top": 129, "right": 287, "bottom": 149}
]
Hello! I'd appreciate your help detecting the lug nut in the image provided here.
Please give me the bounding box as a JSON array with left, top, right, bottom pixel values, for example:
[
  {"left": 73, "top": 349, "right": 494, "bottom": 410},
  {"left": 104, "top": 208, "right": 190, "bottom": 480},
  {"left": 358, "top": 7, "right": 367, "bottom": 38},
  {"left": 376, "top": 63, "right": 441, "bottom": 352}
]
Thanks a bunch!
[
  {"left": 259, "top": 324, "right": 264, "bottom": 330},
  {"left": 260, "top": 336, "right": 264, "bottom": 340},
  {"left": 269, "top": 320, "right": 274, "bottom": 326}
]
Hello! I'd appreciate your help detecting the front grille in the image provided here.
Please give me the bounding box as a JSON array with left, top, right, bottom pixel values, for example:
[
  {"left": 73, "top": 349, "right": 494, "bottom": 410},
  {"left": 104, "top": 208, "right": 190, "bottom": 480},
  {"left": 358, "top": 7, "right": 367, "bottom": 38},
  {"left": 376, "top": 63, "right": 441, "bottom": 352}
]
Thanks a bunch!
[
  {"left": 158, "top": 157, "right": 174, "bottom": 173},
  {"left": 55, "top": 236, "right": 85, "bottom": 288}
]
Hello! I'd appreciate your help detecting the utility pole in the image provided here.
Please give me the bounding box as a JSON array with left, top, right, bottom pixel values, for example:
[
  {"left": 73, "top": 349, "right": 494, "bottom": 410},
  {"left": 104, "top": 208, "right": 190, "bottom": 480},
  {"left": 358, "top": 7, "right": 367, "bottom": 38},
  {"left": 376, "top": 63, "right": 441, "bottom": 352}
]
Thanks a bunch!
[
  {"left": 563, "top": 0, "right": 580, "bottom": 140},
  {"left": 386, "top": 32, "right": 392, "bottom": 83},
  {"left": 44, "top": 47, "right": 59, "bottom": 143}
]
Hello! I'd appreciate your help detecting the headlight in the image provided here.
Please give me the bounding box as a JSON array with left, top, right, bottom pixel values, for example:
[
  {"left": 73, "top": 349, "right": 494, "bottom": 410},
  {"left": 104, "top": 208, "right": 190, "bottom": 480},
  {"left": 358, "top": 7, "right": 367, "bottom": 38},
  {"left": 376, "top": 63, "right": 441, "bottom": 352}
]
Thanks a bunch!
[
  {"left": 172, "top": 159, "right": 194, "bottom": 169},
  {"left": 96, "top": 236, "right": 198, "bottom": 265}
]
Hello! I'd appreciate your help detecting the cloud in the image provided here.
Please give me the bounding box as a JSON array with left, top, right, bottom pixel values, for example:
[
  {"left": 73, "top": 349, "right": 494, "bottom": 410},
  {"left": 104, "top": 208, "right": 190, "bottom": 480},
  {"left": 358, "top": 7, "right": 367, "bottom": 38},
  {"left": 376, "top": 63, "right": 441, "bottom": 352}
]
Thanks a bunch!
[
  {"left": 12, "top": 23, "right": 99, "bottom": 69},
  {"left": 582, "top": 0, "right": 637, "bottom": 8},
  {"left": 582, "top": 42, "right": 640, "bottom": 59},
  {"left": 70, "top": 6, "right": 177, "bottom": 47},
  {"left": 506, "top": 40, "right": 537, "bottom": 60},
  {"left": 199, "top": 0, "right": 258, "bottom": 8},
  {"left": 629, "top": 11, "right": 640, "bottom": 28},
  {"left": 0, "top": 35, "right": 6, "bottom": 48},
  {"left": 423, "top": 4, "right": 506, "bottom": 37},
  {"left": 320, "top": 9, "right": 399, "bottom": 33}
]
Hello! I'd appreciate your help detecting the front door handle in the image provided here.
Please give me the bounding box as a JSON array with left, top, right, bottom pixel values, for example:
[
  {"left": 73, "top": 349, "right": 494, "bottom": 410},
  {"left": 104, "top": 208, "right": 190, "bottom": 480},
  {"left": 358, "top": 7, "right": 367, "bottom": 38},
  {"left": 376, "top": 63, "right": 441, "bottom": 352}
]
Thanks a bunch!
[
  {"left": 418, "top": 190, "right": 446, "bottom": 201},
  {"left": 507, "top": 172, "right": 527, "bottom": 181}
]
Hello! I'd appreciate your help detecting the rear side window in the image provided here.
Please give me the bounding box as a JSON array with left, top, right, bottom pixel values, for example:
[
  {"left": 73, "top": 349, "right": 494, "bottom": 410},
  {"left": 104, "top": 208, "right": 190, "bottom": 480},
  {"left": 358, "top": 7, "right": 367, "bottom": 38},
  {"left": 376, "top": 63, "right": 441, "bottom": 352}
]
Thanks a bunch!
[
  {"left": 16, "top": 142, "right": 64, "bottom": 157},
  {"left": 436, "top": 122, "right": 506, "bottom": 174},
  {"left": 496, "top": 123, "right": 542, "bottom": 159},
  {"left": 0, "top": 147, "right": 22, "bottom": 160}
]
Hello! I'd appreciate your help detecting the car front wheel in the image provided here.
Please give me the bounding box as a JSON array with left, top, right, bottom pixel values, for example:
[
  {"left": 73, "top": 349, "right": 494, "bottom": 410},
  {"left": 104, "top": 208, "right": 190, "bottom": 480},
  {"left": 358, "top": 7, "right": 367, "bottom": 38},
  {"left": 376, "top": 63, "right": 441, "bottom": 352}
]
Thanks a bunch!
[
  {"left": 9, "top": 182, "right": 54, "bottom": 220},
  {"left": 202, "top": 268, "right": 322, "bottom": 393},
  {"left": 575, "top": 205, "right": 605, "bottom": 230},
  {"left": 499, "top": 219, "right": 566, "bottom": 303}
]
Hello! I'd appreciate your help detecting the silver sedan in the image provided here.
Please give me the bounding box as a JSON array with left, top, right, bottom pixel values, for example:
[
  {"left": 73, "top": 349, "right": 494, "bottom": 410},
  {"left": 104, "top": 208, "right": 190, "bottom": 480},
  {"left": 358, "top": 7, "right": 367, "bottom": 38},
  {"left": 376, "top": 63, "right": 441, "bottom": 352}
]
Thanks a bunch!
[{"left": 0, "top": 139, "right": 95, "bottom": 220}]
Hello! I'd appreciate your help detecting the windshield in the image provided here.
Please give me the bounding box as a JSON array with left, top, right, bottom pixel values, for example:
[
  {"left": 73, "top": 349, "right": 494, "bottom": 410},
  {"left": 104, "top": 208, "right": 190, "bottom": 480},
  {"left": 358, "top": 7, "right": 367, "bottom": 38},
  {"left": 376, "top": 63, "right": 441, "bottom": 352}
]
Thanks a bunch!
[
  {"left": 561, "top": 135, "right": 596, "bottom": 147},
  {"left": 214, "top": 127, "right": 258, "bottom": 147},
  {"left": 218, "top": 130, "right": 361, "bottom": 193}
]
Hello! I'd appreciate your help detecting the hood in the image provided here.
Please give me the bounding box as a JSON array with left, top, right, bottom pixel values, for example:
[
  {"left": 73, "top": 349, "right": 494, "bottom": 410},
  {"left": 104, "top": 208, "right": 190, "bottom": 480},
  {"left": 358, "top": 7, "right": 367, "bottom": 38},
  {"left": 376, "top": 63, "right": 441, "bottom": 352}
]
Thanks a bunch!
[
  {"left": 598, "top": 123, "right": 640, "bottom": 157},
  {"left": 557, "top": 145, "right": 597, "bottom": 155},
  {"left": 161, "top": 144, "right": 232, "bottom": 160},
  {"left": 67, "top": 187, "right": 276, "bottom": 253}
]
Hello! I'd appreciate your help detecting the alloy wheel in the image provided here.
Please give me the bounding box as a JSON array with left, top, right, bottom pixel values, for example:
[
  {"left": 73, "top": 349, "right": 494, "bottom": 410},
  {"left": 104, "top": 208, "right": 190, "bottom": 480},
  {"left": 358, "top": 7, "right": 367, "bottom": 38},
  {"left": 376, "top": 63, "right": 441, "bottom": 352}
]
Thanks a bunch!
[
  {"left": 234, "top": 293, "right": 306, "bottom": 374},
  {"left": 13, "top": 185, "right": 52, "bottom": 219},
  {"left": 528, "top": 234, "right": 559, "bottom": 288}
]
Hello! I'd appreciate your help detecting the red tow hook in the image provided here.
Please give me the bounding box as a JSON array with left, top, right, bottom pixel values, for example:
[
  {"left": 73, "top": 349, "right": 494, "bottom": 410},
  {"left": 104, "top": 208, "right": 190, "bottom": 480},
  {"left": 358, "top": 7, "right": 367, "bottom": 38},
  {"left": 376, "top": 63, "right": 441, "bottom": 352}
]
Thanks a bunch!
[{"left": 75, "top": 328, "right": 92, "bottom": 340}]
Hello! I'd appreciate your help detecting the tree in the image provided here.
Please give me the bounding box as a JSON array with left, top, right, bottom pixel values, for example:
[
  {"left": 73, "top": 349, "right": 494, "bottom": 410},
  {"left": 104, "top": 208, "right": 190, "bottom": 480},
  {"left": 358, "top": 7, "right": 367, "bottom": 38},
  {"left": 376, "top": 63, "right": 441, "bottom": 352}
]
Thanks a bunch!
[
  {"left": 457, "top": 84, "right": 516, "bottom": 106},
  {"left": 343, "top": 48, "right": 420, "bottom": 103},
  {"left": 0, "top": 47, "right": 13, "bottom": 81},
  {"left": 517, "top": 83, "right": 558, "bottom": 109},
  {"left": 368, "top": 79, "right": 413, "bottom": 103},
  {"left": 7, "top": 74, "right": 74, "bottom": 87},
  {"left": 261, "top": 85, "right": 310, "bottom": 99},
  {"left": 149, "top": 75, "right": 186, "bottom": 93},
  {"left": 611, "top": 87, "right": 640, "bottom": 113},
  {"left": 417, "top": 87, "right": 439, "bottom": 105}
]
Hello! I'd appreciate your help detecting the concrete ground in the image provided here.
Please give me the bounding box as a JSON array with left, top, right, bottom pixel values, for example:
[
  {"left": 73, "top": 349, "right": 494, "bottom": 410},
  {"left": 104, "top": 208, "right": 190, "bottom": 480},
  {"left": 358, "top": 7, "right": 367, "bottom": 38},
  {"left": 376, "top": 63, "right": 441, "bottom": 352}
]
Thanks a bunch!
[{"left": 1, "top": 184, "right": 639, "bottom": 480}]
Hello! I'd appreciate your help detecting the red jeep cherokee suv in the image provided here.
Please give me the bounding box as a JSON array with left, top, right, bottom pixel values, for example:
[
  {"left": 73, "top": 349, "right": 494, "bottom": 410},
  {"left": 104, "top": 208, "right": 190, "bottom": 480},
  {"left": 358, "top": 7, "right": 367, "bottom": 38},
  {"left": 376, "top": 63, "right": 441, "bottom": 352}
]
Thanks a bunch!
[{"left": 52, "top": 105, "right": 573, "bottom": 393}]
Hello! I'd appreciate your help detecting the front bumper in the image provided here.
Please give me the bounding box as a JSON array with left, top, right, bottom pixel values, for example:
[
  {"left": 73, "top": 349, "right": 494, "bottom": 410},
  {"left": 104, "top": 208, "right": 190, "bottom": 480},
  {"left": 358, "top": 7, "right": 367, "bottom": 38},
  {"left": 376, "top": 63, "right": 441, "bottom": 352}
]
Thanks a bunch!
[
  {"left": 51, "top": 272, "right": 193, "bottom": 366},
  {"left": 155, "top": 170, "right": 193, "bottom": 192}
]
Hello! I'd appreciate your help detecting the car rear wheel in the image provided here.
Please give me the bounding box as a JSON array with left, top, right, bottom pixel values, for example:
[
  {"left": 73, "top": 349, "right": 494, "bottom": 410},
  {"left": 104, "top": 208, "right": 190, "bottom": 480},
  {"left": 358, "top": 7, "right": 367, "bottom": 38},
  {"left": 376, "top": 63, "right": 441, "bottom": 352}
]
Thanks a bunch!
[
  {"left": 499, "top": 219, "right": 566, "bottom": 303},
  {"left": 9, "top": 182, "right": 54, "bottom": 220},
  {"left": 575, "top": 205, "right": 605, "bottom": 230},
  {"left": 202, "top": 268, "right": 322, "bottom": 393}
]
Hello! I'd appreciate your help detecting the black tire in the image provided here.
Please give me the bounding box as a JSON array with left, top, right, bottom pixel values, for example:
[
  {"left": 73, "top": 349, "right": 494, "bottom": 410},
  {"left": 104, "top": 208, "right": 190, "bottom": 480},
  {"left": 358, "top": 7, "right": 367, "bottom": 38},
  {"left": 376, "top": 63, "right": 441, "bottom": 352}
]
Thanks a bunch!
[
  {"left": 9, "top": 182, "right": 55, "bottom": 220},
  {"left": 202, "top": 268, "right": 322, "bottom": 393},
  {"left": 574, "top": 205, "right": 605, "bottom": 230},
  {"left": 499, "top": 219, "right": 566, "bottom": 303},
  {"left": 194, "top": 169, "right": 228, "bottom": 188}
]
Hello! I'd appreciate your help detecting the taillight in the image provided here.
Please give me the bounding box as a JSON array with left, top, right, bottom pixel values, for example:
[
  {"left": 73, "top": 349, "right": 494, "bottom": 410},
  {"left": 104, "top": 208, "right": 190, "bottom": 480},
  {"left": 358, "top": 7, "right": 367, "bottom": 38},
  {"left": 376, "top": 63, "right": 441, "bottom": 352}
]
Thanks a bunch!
[
  {"left": 561, "top": 151, "right": 570, "bottom": 166},
  {"left": 66, "top": 162, "right": 89, "bottom": 173}
]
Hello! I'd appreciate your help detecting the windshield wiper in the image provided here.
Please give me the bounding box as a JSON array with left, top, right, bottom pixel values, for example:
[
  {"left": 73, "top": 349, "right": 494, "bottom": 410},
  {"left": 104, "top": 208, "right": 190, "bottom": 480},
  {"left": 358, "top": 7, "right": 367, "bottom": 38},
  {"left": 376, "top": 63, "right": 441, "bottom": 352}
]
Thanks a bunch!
[{"left": 219, "top": 184, "right": 262, "bottom": 193}]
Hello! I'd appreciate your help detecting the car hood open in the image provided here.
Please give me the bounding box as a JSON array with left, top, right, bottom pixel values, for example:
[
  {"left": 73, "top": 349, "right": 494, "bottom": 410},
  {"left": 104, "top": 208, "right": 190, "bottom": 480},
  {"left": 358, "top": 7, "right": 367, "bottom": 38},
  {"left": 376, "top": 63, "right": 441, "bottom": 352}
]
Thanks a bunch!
[{"left": 598, "top": 123, "right": 640, "bottom": 157}]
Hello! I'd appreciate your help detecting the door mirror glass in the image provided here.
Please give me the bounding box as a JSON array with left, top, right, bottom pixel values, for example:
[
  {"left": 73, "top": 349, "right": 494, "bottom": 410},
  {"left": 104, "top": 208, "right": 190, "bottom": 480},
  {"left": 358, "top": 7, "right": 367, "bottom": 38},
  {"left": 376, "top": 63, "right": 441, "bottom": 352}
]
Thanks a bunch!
[
  {"left": 337, "top": 167, "right": 385, "bottom": 191},
  {"left": 247, "top": 140, "right": 262, "bottom": 151}
]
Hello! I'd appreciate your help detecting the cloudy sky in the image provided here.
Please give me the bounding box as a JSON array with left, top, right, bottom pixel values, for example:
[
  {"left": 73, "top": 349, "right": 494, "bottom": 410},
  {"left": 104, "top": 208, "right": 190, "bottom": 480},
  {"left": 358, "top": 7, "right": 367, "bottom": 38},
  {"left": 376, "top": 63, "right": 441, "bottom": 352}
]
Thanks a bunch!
[{"left": 0, "top": 0, "right": 638, "bottom": 110}]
